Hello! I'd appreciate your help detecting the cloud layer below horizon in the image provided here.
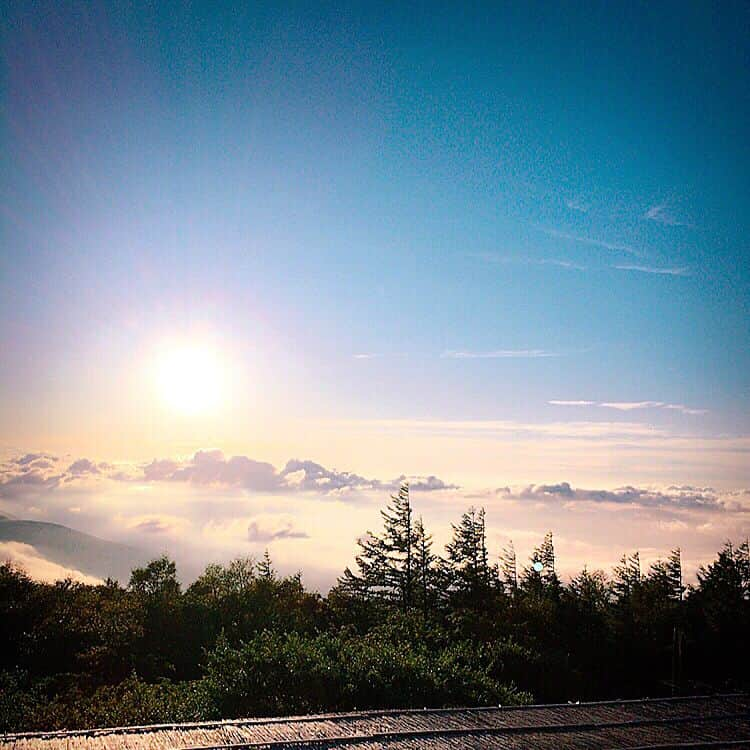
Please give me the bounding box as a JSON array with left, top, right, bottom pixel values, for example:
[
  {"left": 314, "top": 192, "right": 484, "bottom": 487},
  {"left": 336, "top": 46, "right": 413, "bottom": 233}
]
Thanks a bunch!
[{"left": 1, "top": 443, "right": 748, "bottom": 590}]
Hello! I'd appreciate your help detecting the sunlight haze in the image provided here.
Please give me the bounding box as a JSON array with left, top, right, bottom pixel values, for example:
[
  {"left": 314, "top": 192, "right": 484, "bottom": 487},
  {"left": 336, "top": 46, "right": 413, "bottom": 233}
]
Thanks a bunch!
[{"left": 1, "top": 2, "right": 748, "bottom": 591}]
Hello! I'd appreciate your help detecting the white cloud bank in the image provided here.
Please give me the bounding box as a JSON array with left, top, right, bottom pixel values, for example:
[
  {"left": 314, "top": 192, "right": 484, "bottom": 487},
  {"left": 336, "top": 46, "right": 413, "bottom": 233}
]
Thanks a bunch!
[
  {"left": 1, "top": 437, "right": 747, "bottom": 589},
  {"left": 0, "top": 541, "right": 102, "bottom": 585},
  {"left": 0, "top": 450, "right": 458, "bottom": 500}
]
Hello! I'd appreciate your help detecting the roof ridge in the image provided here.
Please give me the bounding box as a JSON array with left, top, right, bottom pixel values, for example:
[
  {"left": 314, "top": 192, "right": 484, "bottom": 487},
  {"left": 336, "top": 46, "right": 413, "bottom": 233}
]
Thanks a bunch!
[{"left": 2, "top": 693, "right": 748, "bottom": 741}]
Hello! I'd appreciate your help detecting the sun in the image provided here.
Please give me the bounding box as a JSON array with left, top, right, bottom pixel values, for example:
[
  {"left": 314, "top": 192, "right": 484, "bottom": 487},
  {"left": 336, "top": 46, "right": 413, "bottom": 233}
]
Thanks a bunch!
[{"left": 155, "top": 345, "right": 226, "bottom": 416}]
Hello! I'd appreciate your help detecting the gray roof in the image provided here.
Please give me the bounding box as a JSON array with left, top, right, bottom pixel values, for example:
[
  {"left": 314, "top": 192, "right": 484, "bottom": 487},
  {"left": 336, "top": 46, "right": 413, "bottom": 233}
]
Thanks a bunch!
[{"left": 3, "top": 694, "right": 750, "bottom": 749}]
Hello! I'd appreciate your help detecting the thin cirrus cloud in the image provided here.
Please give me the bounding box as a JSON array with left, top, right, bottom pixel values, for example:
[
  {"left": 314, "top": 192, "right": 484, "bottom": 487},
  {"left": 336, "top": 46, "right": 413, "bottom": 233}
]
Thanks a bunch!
[
  {"left": 544, "top": 228, "right": 642, "bottom": 257},
  {"left": 614, "top": 264, "right": 691, "bottom": 277},
  {"left": 644, "top": 203, "right": 691, "bottom": 227},
  {"left": 356, "top": 417, "right": 670, "bottom": 439},
  {"left": 565, "top": 198, "right": 590, "bottom": 213},
  {"left": 548, "top": 400, "right": 597, "bottom": 407},
  {"left": 663, "top": 404, "right": 709, "bottom": 416},
  {"left": 599, "top": 401, "right": 667, "bottom": 411},
  {"left": 549, "top": 400, "right": 707, "bottom": 416},
  {"left": 470, "top": 252, "right": 690, "bottom": 277},
  {"left": 443, "top": 349, "right": 560, "bottom": 359},
  {"left": 467, "top": 253, "right": 586, "bottom": 271},
  {"left": 538, "top": 259, "right": 586, "bottom": 270}
]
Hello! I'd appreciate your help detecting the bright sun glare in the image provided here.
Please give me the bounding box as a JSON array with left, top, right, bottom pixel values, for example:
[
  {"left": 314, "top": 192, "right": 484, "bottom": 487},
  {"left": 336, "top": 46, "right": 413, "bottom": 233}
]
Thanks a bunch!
[{"left": 155, "top": 346, "right": 225, "bottom": 416}]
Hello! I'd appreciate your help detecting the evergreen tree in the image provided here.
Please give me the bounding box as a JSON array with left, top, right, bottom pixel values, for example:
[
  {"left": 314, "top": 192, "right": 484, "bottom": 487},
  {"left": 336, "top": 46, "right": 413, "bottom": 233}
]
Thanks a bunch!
[
  {"left": 500, "top": 539, "right": 518, "bottom": 595},
  {"left": 445, "top": 506, "right": 497, "bottom": 599},
  {"left": 413, "top": 515, "right": 439, "bottom": 616},
  {"left": 612, "top": 551, "right": 641, "bottom": 600},
  {"left": 521, "top": 532, "right": 559, "bottom": 592},
  {"left": 540, "top": 532, "right": 556, "bottom": 579},
  {"left": 696, "top": 541, "right": 750, "bottom": 605},
  {"left": 337, "top": 482, "right": 418, "bottom": 610},
  {"left": 568, "top": 567, "right": 609, "bottom": 610},
  {"left": 338, "top": 531, "right": 389, "bottom": 600},
  {"left": 257, "top": 549, "right": 276, "bottom": 581},
  {"left": 667, "top": 548, "right": 684, "bottom": 602},
  {"left": 736, "top": 539, "right": 750, "bottom": 599},
  {"left": 381, "top": 482, "right": 417, "bottom": 610}
]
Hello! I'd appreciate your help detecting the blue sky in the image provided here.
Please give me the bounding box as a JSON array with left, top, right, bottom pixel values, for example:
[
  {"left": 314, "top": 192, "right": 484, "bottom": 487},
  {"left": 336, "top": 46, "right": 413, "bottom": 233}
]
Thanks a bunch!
[{"left": 1, "top": 2, "right": 749, "bottom": 583}]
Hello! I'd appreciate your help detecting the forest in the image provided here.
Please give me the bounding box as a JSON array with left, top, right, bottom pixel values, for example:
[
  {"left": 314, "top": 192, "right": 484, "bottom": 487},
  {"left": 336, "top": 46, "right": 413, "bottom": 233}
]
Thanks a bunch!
[{"left": 1, "top": 484, "right": 749, "bottom": 732}]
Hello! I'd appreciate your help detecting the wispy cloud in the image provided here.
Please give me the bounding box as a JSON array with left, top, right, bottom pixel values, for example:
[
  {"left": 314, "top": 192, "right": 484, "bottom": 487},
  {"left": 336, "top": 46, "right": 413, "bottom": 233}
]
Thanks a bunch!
[
  {"left": 353, "top": 418, "right": 670, "bottom": 439},
  {"left": 539, "top": 258, "right": 586, "bottom": 270},
  {"left": 468, "top": 253, "right": 586, "bottom": 271},
  {"left": 614, "top": 264, "right": 691, "bottom": 276},
  {"left": 549, "top": 400, "right": 596, "bottom": 406},
  {"left": 664, "top": 403, "right": 709, "bottom": 416},
  {"left": 545, "top": 229, "right": 642, "bottom": 257},
  {"left": 600, "top": 401, "right": 666, "bottom": 411},
  {"left": 565, "top": 198, "right": 590, "bottom": 213},
  {"left": 352, "top": 353, "right": 377, "bottom": 359},
  {"left": 644, "top": 203, "right": 690, "bottom": 227},
  {"left": 443, "top": 349, "right": 561, "bottom": 359},
  {"left": 549, "top": 400, "right": 707, "bottom": 416}
]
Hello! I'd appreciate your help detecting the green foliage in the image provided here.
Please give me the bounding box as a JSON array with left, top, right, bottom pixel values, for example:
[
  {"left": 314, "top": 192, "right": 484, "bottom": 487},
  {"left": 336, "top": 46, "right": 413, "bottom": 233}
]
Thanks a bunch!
[
  {"left": 445, "top": 507, "right": 498, "bottom": 603},
  {"left": 500, "top": 540, "right": 518, "bottom": 594},
  {"left": 338, "top": 482, "right": 420, "bottom": 610},
  {"left": 1, "top": 503, "right": 749, "bottom": 732},
  {"left": 0, "top": 671, "right": 210, "bottom": 731},
  {"left": 202, "top": 620, "right": 531, "bottom": 717},
  {"left": 129, "top": 555, "right": 180, "bottom": 598}
]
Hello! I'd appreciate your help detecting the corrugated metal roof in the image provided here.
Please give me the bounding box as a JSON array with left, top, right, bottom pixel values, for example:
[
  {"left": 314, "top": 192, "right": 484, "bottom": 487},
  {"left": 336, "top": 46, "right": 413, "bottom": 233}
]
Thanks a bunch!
[{"left": 3, "top": 694, "right": 749, "bottom": 749}]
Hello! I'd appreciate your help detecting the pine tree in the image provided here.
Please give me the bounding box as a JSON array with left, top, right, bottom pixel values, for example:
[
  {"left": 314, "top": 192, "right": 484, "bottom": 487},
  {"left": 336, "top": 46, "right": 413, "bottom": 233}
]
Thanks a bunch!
[
  {"left": 697, "top": 540, "right": 750, "bottom": 603},
  {"left": 500, "top": 539, "right": 518, "bottom": 595},
  {"left": 521, "top": 532, "right": 559, "bottom": 591},
  {"left": 338, "top": 532, "right": 389, "bottom": 599},
  {"left": 257, "top": 549, "right": 275, "bottom": 581},
  {"left": 478, "top": 508, "right": 489, "bottom": 579},
  {"left": 540, "top": 532, "right": 556, "bottom": 579},
  {"left": 612, "top": 551, "right": 641, "bottom": 600},
  {"left": 568, "top": 566, "right": 610, "bottom": 611},
  {"left": 413, "top": 515, "right": 438, "bottom": 617},
  {"left": 736, "top": 539, "right": 750, "bottom": 600},
  {"left": 337, "top": 481, "right": 418, "bottom": 610},
  {"left": 381, "top": 482, "right": 417, "bottom": 610},
  {"left": 667, "top": 547, "right": 684, "bottom": 602},
  {"left": 445, "top": 506, "right": 497, "bottom": 599}
]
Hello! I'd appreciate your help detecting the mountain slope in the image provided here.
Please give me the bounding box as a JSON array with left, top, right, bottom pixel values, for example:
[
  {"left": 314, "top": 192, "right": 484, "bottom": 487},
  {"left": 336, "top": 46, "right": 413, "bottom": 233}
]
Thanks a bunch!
[{"left": 0, "top": 519, "right": 148, "bottom": 584}]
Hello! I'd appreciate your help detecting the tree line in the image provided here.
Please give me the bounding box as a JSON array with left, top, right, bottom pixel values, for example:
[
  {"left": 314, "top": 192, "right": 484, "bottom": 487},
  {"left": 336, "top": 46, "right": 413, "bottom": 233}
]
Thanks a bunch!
[{"left": 1, "top": 483, "right": 749, "bottom": 731}]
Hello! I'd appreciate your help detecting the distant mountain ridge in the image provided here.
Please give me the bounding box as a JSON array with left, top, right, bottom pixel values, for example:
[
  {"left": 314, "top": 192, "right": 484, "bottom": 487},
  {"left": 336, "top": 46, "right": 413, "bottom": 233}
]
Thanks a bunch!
[{"left": 0, "top": 518, "right": 148, "bottom": 584}]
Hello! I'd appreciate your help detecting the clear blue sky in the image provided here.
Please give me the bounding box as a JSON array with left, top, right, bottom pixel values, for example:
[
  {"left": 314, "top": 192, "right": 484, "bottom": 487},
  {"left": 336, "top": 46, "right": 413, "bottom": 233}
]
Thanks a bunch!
[
  {"left": 2, "top": 2, "right": 750, "bottom": 585},
  {"left": 2, "top": 1, "right": 749, "bottom": 438}
]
